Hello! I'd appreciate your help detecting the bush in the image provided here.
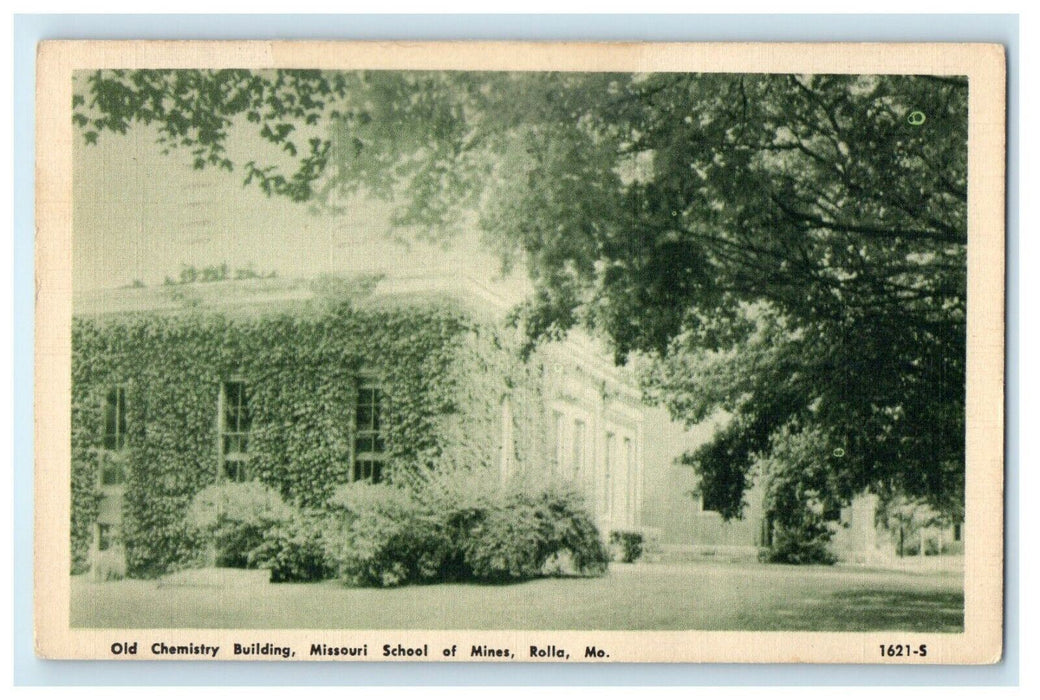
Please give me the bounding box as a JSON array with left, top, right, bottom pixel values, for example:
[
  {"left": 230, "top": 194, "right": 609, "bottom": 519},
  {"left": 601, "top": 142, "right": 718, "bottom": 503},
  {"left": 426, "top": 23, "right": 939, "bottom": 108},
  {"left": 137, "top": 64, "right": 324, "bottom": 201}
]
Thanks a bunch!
[
  {"left": 326, "top": 482, "right": 455, "bottom": 587},
  {"left": 759, "top": 521, "right": 838, "bottom": 565},
  {"left": 324, "top": 471, "right": 608, "bottom": 587},
  {"left": 459, "top": 486, "right": 608, "bottom": 581},
  {"left": 453, "top": 492, "right": 542, "bottom": 581},
  {"left": 187, "top": 482, "right": 292, "bottom": 568},
  {"left": 609, "top": 530, "right": 645, "bottom": 563},
  {"left": 248, "top": 510, "right": 336, "bottom": 582},
  {"left": 525, "top": 486, "right": 609, "bottom": 576}
]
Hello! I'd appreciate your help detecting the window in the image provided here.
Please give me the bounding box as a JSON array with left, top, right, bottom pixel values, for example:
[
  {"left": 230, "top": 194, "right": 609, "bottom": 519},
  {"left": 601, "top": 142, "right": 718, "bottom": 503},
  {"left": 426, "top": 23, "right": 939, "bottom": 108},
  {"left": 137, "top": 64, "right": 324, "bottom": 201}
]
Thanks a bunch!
[
  {"left": 100, "top": 386, "right": 129, "bottom": 487},
  {"left": 572, "top": 419, "right": 586, "bottom": 480},
  {"left": 96, "top": 523, "right": 116, "bottom": 552},
  {"left": 354, "top": 382, "right": 386, "bottom": 483},
  {"left": 624, "top": 436, "right": 635, "bottom": 522},
  {"left": 220, "top": 380, "right": 252, "bottom": 481},
  {"left": 102, "top": 386, "right": 127, "bottom": 451},
  {"left": 99, "top": 452, "right": 127, "bottom": 487},
  {"left": 550, "top": 411, "right": 565, "bottom": 475}
]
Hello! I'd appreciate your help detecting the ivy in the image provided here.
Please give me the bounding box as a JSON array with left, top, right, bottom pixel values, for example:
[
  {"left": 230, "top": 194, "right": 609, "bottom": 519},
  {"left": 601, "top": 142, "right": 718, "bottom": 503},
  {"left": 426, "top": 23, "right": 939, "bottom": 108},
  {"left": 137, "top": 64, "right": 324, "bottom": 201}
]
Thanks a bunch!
[{"left": 71, "top": 298, "right": 546, "bottom": 577}]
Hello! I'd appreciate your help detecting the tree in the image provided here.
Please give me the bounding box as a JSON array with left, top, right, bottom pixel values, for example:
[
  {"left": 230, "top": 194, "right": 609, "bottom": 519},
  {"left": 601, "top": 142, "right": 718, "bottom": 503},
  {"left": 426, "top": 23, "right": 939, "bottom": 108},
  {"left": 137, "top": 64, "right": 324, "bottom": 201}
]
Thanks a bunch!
[{"left": 74, "top": 70, "right": 967, "bottom": 531}]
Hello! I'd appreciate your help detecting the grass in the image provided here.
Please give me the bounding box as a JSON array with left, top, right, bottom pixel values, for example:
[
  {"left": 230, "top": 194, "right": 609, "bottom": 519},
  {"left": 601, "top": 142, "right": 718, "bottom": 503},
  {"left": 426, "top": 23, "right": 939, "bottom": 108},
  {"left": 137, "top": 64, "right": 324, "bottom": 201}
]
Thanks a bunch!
[{"left": 71, "top": 560, "right": 963, "bottom": 631}]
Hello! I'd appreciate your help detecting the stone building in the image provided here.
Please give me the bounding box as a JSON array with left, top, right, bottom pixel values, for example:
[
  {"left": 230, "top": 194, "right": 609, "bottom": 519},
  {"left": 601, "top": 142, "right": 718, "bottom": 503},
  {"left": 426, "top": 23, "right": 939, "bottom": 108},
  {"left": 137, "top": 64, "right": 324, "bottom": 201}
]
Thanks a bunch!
[
  {"left": 71, "top": 270, "right": 955, "bottom": 577},
  {"left": 71, "top": 272, "right": 646, "bottom": 576}
]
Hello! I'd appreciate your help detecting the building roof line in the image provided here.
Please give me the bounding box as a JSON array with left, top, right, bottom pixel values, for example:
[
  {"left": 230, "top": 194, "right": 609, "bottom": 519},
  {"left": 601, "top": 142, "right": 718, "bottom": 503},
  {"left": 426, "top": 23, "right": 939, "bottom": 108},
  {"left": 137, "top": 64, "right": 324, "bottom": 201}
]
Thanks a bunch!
[{"left": 72, "top": 270, "right": 639, "bottom": 393}]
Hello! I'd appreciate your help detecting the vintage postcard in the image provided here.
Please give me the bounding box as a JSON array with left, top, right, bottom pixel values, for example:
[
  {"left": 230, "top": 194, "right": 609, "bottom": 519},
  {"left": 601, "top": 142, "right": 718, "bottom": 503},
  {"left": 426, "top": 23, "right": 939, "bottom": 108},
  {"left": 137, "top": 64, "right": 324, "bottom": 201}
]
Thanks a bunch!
[{"left": 35, "top": 41, "right": 1005, "bottom": 663}]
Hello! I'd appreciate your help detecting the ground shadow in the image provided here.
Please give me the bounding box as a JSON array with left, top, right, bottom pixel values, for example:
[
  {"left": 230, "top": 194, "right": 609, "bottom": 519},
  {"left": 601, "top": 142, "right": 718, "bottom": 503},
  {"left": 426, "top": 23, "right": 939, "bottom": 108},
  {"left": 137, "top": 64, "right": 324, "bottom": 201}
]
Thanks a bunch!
[{"left": 794, "top": 587, "right": 964, "bottom": 632}]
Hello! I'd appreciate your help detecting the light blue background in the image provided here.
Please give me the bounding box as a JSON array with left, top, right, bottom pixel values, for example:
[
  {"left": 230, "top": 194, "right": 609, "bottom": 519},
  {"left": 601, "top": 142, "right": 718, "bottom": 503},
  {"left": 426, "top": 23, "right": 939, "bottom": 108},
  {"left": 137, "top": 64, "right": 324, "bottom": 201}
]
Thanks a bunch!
[{"left": 13, "top": 13, "right": 1019, "bottom": 686}]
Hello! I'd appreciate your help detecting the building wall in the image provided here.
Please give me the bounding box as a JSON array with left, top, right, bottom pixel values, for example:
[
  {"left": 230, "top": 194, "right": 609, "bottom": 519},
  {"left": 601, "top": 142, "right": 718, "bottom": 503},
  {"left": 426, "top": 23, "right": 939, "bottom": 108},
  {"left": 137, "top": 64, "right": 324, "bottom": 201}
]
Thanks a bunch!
[
  {"left": 449, "top": 324, "right": 648, "bottom": 534},
  {"left": 638, "top": 409, "right": 764, "bottom": 548},
  {"left": 71, "top": 289, "right": 647, "bottom": 577},
  {"left": 641, "top": 446, "right": 765, "bottom": 550},
  {"left": 535, "top": 341, "right": 645, "bottom": 534},
  {"left": 643, "top": 435, "right": 962, "bottom": 561},
  {"left": 71, "top": 300, "right": 494, "bottom": 576},
  {"left": 441, "top": 322, "right": 548, "bottom": 479}
]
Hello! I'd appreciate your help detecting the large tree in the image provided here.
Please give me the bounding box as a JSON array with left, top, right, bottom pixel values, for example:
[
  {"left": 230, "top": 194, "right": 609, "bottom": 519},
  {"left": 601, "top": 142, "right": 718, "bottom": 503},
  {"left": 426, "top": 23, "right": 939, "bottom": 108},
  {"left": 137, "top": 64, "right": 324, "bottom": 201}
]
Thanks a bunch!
[{"left": 75, "top": 69, "right": 967, "bottom": 530}]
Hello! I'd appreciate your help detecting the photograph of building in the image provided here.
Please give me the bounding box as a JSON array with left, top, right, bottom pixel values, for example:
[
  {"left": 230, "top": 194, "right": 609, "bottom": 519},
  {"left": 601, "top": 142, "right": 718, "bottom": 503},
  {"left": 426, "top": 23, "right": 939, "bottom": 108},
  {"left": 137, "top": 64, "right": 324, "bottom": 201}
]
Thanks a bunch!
[{"left": 60, "top": 63, "right": 972, "bottom": 634}]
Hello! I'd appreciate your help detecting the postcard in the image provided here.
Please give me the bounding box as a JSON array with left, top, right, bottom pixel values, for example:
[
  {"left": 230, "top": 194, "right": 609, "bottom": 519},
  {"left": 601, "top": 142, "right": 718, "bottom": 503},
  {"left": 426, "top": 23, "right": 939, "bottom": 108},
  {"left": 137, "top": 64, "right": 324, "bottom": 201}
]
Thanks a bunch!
[{"left": 34, "top": 40, "right": 1005, "bottom": 663}]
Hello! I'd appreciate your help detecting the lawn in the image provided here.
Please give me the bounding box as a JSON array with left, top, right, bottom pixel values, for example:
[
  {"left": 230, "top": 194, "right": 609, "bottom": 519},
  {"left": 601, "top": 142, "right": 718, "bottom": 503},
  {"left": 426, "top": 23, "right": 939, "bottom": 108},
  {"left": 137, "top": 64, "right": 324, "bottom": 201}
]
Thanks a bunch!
[{"left": 70, "top": 560, "right": 963, "bottom": 631}]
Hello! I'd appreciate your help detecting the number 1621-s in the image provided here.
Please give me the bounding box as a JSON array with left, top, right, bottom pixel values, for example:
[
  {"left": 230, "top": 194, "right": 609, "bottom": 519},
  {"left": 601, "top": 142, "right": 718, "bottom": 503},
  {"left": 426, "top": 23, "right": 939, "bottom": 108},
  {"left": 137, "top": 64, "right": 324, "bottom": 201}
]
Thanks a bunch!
[{"left": 880, "top": 644, "right": 927, "bottom": 658}]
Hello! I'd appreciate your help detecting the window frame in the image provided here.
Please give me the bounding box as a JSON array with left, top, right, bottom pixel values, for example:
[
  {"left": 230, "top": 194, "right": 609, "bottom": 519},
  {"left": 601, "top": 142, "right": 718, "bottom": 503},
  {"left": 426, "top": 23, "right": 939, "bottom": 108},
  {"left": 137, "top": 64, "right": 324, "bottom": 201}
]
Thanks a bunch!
[
  {"left": 101, "top": 385, "right": 127, "bottom": 452},
  {"left": 571, "top": 418, "right": 587, "bottom": 482},
  {"left": 99, "top": 385, "right": 129, "bottom": 488},
  {"left": 353, "top": 378, "right": 387, "bottom": 483},
  {"left": 218, "top": 378, "right": 253, "bottom": 482},
  {"left": 550, "top": 410, "right": 565, "bottom": 476}
]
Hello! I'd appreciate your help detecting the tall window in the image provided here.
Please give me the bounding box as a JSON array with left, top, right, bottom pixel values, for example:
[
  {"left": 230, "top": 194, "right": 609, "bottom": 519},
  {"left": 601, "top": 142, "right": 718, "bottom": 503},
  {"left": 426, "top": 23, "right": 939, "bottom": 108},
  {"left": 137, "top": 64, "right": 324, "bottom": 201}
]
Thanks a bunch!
[
  {"left": 220, "top": 380, "right": 252, "bottom": 482},
  {"left": 551, "top": 411, "right": 565, "bottom": 475},
  {"left": 354, "top": 381, "right": 386, "bottom": 483},
  {"left": 102, "top": 386, "right": 127, "bottom": 451},
  {"left": 603, "top": 432, "right": 615, "bottom": 518},
  {"left": 100, "top": 386, "right": 128, "bottom": 487},
  {"left": 572, "top": 419, "right": 586, "bottom": 481},
  {"left": 624, "top": 436, "right": 635, "bottom": 523}
]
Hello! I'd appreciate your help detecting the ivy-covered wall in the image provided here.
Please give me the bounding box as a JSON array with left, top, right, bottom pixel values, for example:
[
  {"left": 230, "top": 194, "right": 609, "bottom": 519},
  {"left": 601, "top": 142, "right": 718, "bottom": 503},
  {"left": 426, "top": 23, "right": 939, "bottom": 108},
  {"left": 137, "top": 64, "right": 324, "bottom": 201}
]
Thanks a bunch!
[
  {"left": 438, "top": 321, "right": 551, "bottom": 477},
  {"left": 71, "top": 297, "right": 547, "bottom": 577}
]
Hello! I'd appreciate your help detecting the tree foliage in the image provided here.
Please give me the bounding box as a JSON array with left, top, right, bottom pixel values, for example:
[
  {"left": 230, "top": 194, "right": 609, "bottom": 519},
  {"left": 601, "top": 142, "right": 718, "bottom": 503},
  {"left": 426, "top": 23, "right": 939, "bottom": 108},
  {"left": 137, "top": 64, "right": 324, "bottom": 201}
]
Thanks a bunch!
[{"left": 75, "top": 70, "right": 967, "bottom": 522}]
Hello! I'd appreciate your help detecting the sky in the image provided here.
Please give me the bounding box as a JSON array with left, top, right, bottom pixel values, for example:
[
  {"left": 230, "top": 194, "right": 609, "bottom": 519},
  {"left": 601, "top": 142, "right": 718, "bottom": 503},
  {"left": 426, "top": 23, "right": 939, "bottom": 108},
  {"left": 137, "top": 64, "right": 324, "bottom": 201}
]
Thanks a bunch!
[{"left": 72, "top": 119, "right": 528, "bottom": 297}]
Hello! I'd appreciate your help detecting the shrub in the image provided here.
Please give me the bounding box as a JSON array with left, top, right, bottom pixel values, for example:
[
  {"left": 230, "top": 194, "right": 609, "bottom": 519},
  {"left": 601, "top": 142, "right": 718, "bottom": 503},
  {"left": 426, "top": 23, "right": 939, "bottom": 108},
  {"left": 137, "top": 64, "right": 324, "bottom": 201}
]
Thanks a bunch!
[
  {"left": 460, "top": 490, "right": 547, "bottom": 580},
  {"left": 524, "top": 486, "right": 609, "bottom": 576},
  {"left": 326, "top": 482, "right": 454, "bottom": 587},
  {"left": 324, "top": 471, "right": 608, "bottom": 587},
  {"left": 187, "top": 482, "right": 292, "bottom": 568},
  {"left": 248, "top": 510, "right": 336, "bottom": 582},
  {"left": 425, "top": 472, "right": 608, "bottom": 581},
  {"left": 609, "top": 530, "right": 645, "bottom": 563},
  {"left": 759, "top": 520, "right": 838, "bottom": 565}
]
